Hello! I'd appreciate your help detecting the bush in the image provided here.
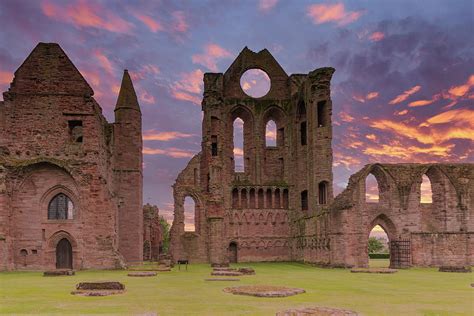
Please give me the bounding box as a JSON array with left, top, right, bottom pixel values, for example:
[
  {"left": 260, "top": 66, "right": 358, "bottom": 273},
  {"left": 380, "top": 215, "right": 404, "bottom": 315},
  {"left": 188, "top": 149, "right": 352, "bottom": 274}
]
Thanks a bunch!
[{"left": 369, "top": 253, "right": 389, "bottom": 259}]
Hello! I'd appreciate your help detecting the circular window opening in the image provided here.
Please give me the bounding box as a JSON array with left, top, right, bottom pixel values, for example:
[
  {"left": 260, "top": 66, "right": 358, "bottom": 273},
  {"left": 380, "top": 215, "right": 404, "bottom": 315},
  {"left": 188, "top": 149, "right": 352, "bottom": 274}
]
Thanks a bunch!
[{"left": 240, "top": 69, "right": 271, "bottom": 98}]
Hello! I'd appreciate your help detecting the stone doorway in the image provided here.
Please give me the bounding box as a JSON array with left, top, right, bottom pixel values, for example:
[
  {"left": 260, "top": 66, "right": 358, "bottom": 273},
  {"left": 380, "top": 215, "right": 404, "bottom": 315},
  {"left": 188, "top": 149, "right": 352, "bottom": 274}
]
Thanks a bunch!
[
  {"left": 56, "top": 238, "right": 72, "bottom": 269},
  {"left": 228, "top": 242, "right": 238, "bottom": 263}
]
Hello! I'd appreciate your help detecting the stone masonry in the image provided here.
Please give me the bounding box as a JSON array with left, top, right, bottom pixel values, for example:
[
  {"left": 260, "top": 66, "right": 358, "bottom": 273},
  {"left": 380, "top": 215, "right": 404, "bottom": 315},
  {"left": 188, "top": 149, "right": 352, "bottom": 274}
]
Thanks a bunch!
[
  {"left": 0, "top": 43, "right": 143, "bottom": 270},
  {"left": 170, "top": 47, "right": 474, "bottom": 267}
]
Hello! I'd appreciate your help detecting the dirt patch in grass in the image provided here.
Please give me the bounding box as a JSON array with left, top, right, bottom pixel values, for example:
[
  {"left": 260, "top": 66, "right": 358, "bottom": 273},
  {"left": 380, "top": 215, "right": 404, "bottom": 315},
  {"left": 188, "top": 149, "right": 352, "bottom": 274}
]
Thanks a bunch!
[
  {"left": 276, "top": 306, "right": 359, "bottom": 316},
  {"left": 350, "top": 268, "right": 397, "bottom": 274},
  {"left": 223, "top": 285, "right": 305, "bottom": 297},
  {"left": 127, "top": 272, "right": 157, "bottom": 277}
]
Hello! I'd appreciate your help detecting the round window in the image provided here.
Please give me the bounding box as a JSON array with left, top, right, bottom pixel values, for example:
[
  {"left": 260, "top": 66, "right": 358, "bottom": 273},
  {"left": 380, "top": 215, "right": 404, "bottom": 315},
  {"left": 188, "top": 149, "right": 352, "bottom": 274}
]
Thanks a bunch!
[{"left": 240, "top": 69, "right": 271, "bottom": 98}]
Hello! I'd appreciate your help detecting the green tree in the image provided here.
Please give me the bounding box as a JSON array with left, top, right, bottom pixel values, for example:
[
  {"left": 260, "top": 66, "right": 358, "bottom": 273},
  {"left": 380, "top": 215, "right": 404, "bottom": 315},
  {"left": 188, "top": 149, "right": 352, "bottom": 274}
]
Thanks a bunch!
[
  {"left": 368, "top": 237, "right": 384, "bottom": 253},
  {"left": 159, "top": 216, "right": 171, "bottom": 253}
]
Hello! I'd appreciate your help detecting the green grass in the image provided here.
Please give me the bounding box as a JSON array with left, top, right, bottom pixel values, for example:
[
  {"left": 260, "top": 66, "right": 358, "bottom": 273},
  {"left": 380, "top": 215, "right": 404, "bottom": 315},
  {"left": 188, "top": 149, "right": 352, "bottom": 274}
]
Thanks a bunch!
[{"left": 0, "top": 261, "right": 472, "bottom": 315}]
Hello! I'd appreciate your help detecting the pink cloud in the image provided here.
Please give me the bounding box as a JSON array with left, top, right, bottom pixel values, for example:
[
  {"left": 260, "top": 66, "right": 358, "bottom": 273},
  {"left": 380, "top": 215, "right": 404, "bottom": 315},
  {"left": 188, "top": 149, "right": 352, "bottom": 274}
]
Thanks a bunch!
[
  {"left": 192, "top": 44, "right": 233, "bottom": 72},
  {"left": 143, "top": 130, "right": 195, "bottom": 141},
  {"left": 307, "top": 3, "right": 364, "bottom": 26},
  {"left": 369, "top": 31, "right": 385, "bottom": 42},
  {"left": 259, "top": 0, "right": 278, "bottom": 12},
  {"left": 140, "top": 90, "right": 155, "bottom": 104},
  {"left": 41, "top": 0, "right": 134, "bottom": 34},
  {"left": 133, "top": 12, "right": 163, "bottom": 33},
  {"left": 143, "top": 146, "right": 195, "bottom": 158},
  {"left": 170, "top": 69, "right": 204, "bottom": 105},
  {"left": 0, "top": 71, "right": 13, "bottom": 85},
  {"left": 171, "top": 11, "right": 189, "bottom": 33},
  {"left": 93, "top": 50, "right": 115, "bottom": 75}
]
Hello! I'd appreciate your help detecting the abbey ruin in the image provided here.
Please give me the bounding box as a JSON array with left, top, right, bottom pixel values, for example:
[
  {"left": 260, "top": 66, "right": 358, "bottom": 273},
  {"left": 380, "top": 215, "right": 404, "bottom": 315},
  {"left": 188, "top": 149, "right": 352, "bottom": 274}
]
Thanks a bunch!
[
  {"left": 0, "top": 43, "right": 472, "bottom": 271},
  {"left": 170, "top": 48, "right": 473, "bottom": 268}
]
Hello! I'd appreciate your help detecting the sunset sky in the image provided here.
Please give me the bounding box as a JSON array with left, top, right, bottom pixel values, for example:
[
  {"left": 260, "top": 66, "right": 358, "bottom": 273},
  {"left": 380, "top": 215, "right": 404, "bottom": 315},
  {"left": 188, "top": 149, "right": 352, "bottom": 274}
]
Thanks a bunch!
[{"left": 0, "top": 0, "right": 472, "bottom": 223}]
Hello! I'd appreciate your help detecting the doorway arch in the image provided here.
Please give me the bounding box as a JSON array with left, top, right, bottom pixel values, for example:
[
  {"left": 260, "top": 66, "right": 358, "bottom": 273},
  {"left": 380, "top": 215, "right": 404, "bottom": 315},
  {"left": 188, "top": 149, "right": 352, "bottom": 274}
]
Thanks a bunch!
[
  {"left": 56, "top": 238, "right": 73, "bottom": 269},
  {"left": 228, "top": 242, "right": 238, "bottom": 263}
]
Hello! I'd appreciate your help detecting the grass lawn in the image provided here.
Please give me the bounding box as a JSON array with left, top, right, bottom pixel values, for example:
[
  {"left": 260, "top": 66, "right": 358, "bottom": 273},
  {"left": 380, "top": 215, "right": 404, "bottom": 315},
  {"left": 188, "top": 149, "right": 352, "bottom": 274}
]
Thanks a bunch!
[{"left": 0, "top": 260, "right": 472, "bottom": 315}]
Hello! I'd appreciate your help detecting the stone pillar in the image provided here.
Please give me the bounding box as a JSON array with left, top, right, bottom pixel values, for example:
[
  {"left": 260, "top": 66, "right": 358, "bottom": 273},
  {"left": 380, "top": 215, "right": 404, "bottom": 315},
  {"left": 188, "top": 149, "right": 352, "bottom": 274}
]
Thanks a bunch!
[{"left": 208, "top": 218, "right": 226, "bottom": 265}]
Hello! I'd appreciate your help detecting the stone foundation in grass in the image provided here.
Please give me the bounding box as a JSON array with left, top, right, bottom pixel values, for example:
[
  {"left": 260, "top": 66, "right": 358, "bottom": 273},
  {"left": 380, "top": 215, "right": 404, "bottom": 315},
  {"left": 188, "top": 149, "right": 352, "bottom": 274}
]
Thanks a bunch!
[
  {"left": 43, "top": 269, "right": 75, "bottom": 276},
  {"left": 71, "top": 281, "right": 125, "bottom": 296},
  {"left": 223, "top": 285, "right": 305, "bottom": 298},
  {"left": 350, "top": 268, "right": 398, "bottom": 274},
  {"left": 237, "top": 267, "right": 255, "bottom": 275},
  {"left": 127, "top": 272, "right": 157, "bottom": 277},
  {"left": 438, "top": 266, "right": 471, "bottom": 273},
  {"left": 276, "top": 306, "right": 359, "bottom": 316},
  {"left": 205, "top": 278, "right": 240, "bottom": 281}
]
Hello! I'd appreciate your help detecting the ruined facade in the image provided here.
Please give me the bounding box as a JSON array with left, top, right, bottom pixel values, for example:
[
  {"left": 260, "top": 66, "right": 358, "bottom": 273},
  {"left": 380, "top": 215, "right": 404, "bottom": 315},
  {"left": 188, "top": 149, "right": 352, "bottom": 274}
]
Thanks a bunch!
[
  {"left": 0, "top": 43, "right": 143, "bottom": 270},
  {"left": 170, "top": 47, "right": 474, "bottom": 268},
  {"left": 143, "top": 204, "right": 162, "bottom": 261}
]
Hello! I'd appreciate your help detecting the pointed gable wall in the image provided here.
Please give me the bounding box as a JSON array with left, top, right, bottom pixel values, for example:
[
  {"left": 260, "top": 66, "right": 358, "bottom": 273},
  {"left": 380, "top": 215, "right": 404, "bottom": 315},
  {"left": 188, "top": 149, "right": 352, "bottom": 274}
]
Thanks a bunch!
[
  {"left": 223, "top": 47, "right": 289, "bottom": 100},
  {"left": 7, "top": 43, "right": 93, "bottom": 96}
]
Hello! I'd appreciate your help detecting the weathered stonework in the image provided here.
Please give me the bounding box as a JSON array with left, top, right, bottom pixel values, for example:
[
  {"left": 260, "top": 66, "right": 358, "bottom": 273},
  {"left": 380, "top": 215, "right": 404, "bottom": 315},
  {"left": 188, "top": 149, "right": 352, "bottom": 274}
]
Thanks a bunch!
[
  {"left": 0, "top": 43, "right": 143, "bottom": 270},
  {"left": 170, "top": 47, "right": 474, "bottom": 268},
  {"left": 143, "top": 204, "right": 162, "bottom": 261}
]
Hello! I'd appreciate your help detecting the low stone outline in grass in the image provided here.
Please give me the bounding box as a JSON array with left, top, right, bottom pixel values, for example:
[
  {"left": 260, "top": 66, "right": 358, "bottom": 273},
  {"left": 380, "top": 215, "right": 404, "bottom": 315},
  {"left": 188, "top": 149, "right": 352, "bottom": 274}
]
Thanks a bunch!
[
  {"left": 127, "top": 271, "right": 157, "bottom": 277},
  {"left": 223, "top": 285, "right": 305, "bottom": 298},
  {"left": 350, "top": 268, "right": 398, "bottom": 274},
  {"left": 71, "top": 281, "right": 126, "bottom": 296},
  {"left": 276, "top": 306, "right": 359, "bottom": 316}
]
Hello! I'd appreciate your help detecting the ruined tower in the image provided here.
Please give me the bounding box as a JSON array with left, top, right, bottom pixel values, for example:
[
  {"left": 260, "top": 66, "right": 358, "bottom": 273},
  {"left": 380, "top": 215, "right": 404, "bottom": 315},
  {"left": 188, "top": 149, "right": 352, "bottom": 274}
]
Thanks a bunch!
[
  {"left": 0, "top": 43, "right": 143, "bottom": 270},
  {"left": 170, "top": 47, "right": 335, "bottom": 264}
]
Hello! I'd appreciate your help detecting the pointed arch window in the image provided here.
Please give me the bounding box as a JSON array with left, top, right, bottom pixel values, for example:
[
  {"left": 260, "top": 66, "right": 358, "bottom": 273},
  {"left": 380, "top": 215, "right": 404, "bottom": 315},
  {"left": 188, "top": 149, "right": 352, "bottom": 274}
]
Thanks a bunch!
[
  {"left": 420, "top": 174, "right": 433, "bottom": 203},
  {"left": 48, "top": 193, "right": 74, "bottom": 220},
  {"left": 233, "top": 118, "right": 244, "bottom": 172},
  {"left": 265, "top": 120, "right": 277, "bottom": 147}
]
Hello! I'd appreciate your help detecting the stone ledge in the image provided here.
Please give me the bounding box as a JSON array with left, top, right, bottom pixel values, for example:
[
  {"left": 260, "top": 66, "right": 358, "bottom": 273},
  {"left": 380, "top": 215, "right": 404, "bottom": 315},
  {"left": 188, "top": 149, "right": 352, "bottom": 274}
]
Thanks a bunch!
[
  {"left": 223, "top": 285, "right": 305, "bottom": 298},
  {"left": 127, "top": 271, "right": 157, "bottom": 277},
  {"left": 350, "top": 268, "right": 398, "bottom": 274},
  {"left": 43, "top": 269, "right": 75, "bottom": 276},
  {"left": 439, "top": 266, "right": 472, "bottom": 273}
]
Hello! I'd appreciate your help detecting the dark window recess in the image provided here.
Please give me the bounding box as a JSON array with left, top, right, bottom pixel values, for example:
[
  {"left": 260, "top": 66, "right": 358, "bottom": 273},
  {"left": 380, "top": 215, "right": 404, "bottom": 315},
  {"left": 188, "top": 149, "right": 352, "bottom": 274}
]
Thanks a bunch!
[
  {"left": 319, "top": 182, "right": 328, "bottom": 205},
  {"left": 68, "top": 120, "right": 83, "bottom": 143},
  {"left": 32, "top": 249, "right": 38, "bottom": 255},
  {"left": 48, "top": 193, "right": 74, "bottom": 220},
  {"left": 211, "top": 135, "right": 218, "bottom": 156},
  {"left": 301, "top": 190, "right": 308, "bottom": 211},
  {"left": 317, "top": 101, "right": 326, "bottom": 127},
  {"left": 300, "top": 121, "right": 307, "bottom": 145}
]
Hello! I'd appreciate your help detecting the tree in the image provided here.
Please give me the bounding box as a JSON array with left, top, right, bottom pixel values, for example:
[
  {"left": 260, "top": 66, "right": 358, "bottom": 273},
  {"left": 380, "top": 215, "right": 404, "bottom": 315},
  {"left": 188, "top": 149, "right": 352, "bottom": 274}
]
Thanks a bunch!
[
  {"left": 368, "top": 237, "right": 384, "bottom": 253},
  {"left": 159, "top": 216, "right": 170, "bottom": 253}
]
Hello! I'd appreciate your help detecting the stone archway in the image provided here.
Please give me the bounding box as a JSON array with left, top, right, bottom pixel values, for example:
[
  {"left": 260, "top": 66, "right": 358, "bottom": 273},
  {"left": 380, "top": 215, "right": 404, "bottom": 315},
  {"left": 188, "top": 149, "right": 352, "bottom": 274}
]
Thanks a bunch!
[{"left": 56, "top": 238, "right": 73, "bottom": 269}]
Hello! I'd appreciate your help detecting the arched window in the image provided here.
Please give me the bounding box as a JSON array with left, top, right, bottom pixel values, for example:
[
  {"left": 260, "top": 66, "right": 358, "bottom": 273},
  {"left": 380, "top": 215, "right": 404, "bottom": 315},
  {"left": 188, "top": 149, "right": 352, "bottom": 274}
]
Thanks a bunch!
[
  {"left": 258, "top": 189, "right": 264, "bottom": 209},
  {"left": 318, "top": 181, "right": 328, "bottom": 205},
  {"left": 266, "top": 188, "right": 273, "bottom": 208},
  {"left": 233, "top": 118, "right": 244, "bottom": 172},
  {"left": 274, "top": 188, "right": 281, "bottom": 208},
  {"left": 420, "top": 174, "right": 433, "bottom": 203},
  {"left": 241, "top": 188, "right": 248, "bottom": 209},
  {"left": 232, "top": 188, "right": 239, "bottom": 208},
  {"left": 301, "top": 190, "right": 308, "bottom": 211},
  {"left": 365, "top": 174, "right": 379, "bottom": 203},
  {"left": 265, "top": 120, "right": 277, "bottom": 147},
  {"left": 48, "top": 193, "right": 74, "bottom": 220},
  {"left": 249, "top": 188, "right": 256, "bottom": 208},
  {"left": 184, "top": 196, "right": 196, "bottom": 232},
  {"left": 317, "top": 100, "right": 327, "bottom": 127},
  {"left": 283, "top": 189, "right": 289, "bottom": 209}
]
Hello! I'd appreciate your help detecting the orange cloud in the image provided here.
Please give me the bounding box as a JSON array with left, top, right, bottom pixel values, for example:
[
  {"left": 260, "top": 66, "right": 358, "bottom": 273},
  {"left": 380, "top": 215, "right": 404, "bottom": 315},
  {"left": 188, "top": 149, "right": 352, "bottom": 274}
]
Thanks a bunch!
[
  {"left": 369, "top": 31, "right": 385, "bottom": 42},
  {"left": 339, "top": 112, "right": 355, "bottom": 122},
  {"left": 364, "top": 143, "right": 454, "bottom": 159},
  {"left": 0, "top": 71, "right": 13, "bottom": 85},
  {"left": 170, "top": 69, "right": 204, "bottom": 105},
  {"left": 366, "top": 91, "right": 379, "bottom": 100},
  {"left": 307, "top": 3, "right": 363, "bottom": 26},
  {"left": 192, "top": 44, "right": 233, "bottom": 72},
  {"left": 143, "top": 130, "right": 195, "bottom": 141},
  {"left": 408, "top": 99, "right": 436, "bottom": 107},
  {"left": 143, "top": 146, "right": 194, "bottom": 158},
  {"left": 389, "top": 85, "right": 421, "bottom": 104},
  {"left": 448, "top": 75, "right": 474, "bottom": 97},
  {"left": 133, "top": 12, "right": 162, "bottom": 32},
  {"left": 41, "top": 0, "right": 133, "bottom": 34},
  {"left": 259, "top": 0, "right": 278, "bottom": 12},
  {"left": 365, "top": 134, "right": 377, "bottom": 141},
  {"left": 233, "top": 147, "right": 244, "bottom": 156},
  {"left": 395, "top": 109, "right": 408, "bottom": 116}
]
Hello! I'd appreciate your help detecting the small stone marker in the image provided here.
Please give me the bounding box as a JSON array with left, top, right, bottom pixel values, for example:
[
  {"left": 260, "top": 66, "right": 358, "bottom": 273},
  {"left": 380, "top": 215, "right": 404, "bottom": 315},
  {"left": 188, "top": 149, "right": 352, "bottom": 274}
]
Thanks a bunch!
[
  {"left": 43, "top": 269, "right": 75, "bottom": 276},
  {"left": 127, "top": 271, "right": 157, "bottom": 277},
  {"left": 439, "top": 266, "right": 471, "bottom": 273},
  {"left": 350, "top": 268, "right": 398, "bottom": 274},
  {"left": 71, "top": 281, "right": 125, "bottom": 296},
  {"left": 276, "top": 306, "right": 359, "bottom": 316},
  {"left": 223, "top": 285, "right": 305, "bottom": 298}
]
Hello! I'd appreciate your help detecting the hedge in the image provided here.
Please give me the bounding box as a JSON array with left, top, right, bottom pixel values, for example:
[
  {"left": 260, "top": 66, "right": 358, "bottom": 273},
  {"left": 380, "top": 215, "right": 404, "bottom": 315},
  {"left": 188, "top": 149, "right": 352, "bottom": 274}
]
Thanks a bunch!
[{"left": 369, "top": 253, "right": 389, "bottom": 259}]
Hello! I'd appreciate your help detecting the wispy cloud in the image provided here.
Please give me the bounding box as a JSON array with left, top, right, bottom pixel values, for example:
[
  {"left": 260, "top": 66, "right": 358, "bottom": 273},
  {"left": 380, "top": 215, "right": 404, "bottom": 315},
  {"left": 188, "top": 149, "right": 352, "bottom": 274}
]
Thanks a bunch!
[
  {"left": 143, "top": 146, "right": 195, "bottom": 158},
  {"left": 307, "top": 3, "right": 364, "bottom": 26},
  {"left": 259, "top": 0, "right": 278, "bottom": 12},
  {"left": 143, "top": 130, "right": 196, "bottom": 141},
  {"left": 170, "top": 69, "right": 204, "bottom": 105},
  {"left": 388, "top": 85, "right": 421, "bottom": 104},
  {"left": 192, "top": 44, "right": 233, "bottom": 72},
  {"left": 93, "top": 50, "right": 114, "bottom": 75},
  {"left": 171, "top": 11, "right": 189, "bottom": 33},
  {"left": 132, "top": 12, "right": 162, "bottom": 32},
  {"left": 41, "top": 0, "right": 134, "bottom": 33},
  {"left": 369, "top": 31, "right": 385, "bottom": 42}
]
